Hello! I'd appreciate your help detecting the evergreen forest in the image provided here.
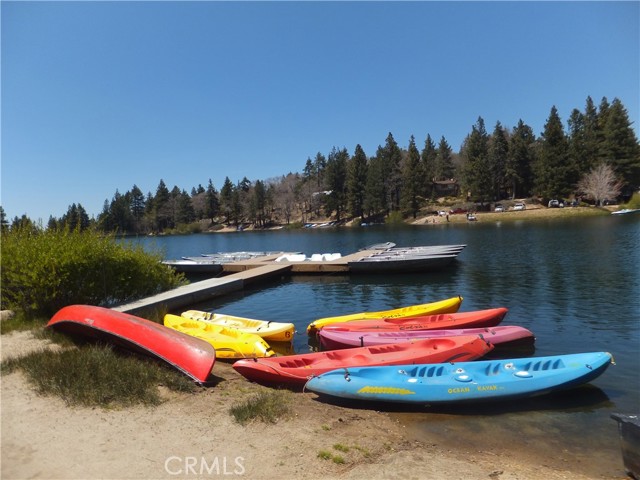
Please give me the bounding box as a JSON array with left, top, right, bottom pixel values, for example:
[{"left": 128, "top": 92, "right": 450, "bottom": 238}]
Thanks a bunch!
[{"left": 4, "top": 96, "right": 639, "bottom": 234}]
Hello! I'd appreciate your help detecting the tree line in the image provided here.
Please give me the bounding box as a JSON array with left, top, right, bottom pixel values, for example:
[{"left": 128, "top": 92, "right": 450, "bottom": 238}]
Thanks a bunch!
[{"left": 3, "top": 95, "right": 638, "bottom": 234}]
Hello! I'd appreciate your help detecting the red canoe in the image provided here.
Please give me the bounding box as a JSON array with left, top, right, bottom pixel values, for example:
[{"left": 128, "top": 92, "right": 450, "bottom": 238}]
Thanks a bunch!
[
  {"left": 319, "top": 325, "right": 535, "bottom": 350},
  {"left": 232, "top": 335, "right": 494, "bottom": 386},
  {"left": 320, "top": 308, "right": 508, "bottom": 334},
  {"left": 47, "top": 305, "right": 216, "bottom": 383}
]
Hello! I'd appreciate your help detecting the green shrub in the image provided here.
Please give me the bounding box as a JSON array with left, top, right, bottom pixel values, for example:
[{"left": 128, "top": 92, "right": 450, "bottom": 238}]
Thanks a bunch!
[
  {"left": 385, "top": 211, "right": 405, "bottom": 225},
  {"left": 229, "top": 389, "right": 292, "bottom": 425},
  {"left": 625, "top": 192, "right": 640, "bottom": 209},
  {"left": 0, "top": 344, "right": 196, "bottom": 407},
  {"left": 0, "top": 226, "right": 186, "bottom": 319}
]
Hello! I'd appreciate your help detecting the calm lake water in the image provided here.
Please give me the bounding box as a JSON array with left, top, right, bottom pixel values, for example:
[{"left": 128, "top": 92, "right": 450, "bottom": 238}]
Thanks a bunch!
[{"left": 130, "top": 214, "right": 639, "bottom": 477}]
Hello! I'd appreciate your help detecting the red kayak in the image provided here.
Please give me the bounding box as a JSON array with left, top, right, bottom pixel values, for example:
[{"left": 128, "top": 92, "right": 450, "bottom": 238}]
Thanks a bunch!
[
  {"left": 47, "top": 305, "right": 216, "bottom": 383},
  {"left": 319, "top": 325, "right": 535, "bottom": 350},
  {"left": 232, "top": 335, "right": 493, "bottom": 386},
  {"left": 320, "top": 308, "right": 508, "bottom": 334}
]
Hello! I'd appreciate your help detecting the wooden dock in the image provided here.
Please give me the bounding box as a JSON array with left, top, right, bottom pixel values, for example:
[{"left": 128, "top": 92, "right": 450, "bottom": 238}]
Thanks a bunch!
[
  {"left": 114, "top": 250, "right": 378, "bottom": 315},
  {"left": 114, "top": 264, "right": 291, "bottom": 315}
]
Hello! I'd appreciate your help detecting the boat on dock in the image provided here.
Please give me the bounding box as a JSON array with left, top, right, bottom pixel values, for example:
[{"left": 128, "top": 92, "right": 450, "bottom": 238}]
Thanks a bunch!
[
  {"left": 162, "top": 257, "right": 224, "bottom": 274},
  {"left": 348, "top": 244, "right": 466, "bottom": 273}
]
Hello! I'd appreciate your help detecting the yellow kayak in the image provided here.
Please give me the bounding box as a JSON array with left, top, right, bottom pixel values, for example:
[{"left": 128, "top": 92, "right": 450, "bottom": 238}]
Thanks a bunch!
[
  {"left": 181, "top": 310, "right": 295, "bottom": 342},
  {"left": 306, "top": 296, "right": 463, "bottom": 334},
  {"left": 164, "top": 314, "right": 275, "bottom": 359}
]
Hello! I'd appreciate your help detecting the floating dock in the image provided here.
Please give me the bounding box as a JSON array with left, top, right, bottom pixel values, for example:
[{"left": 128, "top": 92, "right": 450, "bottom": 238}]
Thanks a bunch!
[
  {"left": 116, "top": 246, "right": 464, "bottom": 315},
  {"left": 114, "top": 264, "right": 291, "bottom": 315}
]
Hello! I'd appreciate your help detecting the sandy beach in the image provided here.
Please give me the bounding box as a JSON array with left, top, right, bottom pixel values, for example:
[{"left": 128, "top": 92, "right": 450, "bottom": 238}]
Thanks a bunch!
[{"left": 1, "top": 329, "right": 622, "bottom": 480}]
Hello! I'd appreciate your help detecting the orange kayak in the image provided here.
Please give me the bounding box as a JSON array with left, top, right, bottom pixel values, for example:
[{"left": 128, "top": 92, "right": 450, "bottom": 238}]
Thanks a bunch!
[{"left": 232, "top": 335, "right": 493, "bottom": 386}]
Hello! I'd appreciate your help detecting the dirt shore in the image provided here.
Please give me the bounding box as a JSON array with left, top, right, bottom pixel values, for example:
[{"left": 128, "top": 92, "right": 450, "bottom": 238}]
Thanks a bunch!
[
  {"left": 211, "top": 204, "right": 614, "bottom": 233},
  {"left": 1, "top": 331, "right": 623, "bottom": 480}
]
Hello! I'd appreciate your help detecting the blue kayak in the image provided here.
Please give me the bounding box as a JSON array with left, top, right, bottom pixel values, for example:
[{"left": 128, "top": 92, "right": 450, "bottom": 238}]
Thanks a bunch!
[{"left": 305, "top": 352, "right": 613, "bottom": 404}]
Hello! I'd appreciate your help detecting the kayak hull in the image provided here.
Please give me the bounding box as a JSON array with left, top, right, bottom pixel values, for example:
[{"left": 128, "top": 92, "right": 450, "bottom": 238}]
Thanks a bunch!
[
  {"left": 233, "top": 335, "right": 493, "bottom": 386},
  {"left": 307, "top": 296, "right": 463, "bottom": 334},
  {"left": 164, "top": 314, "right": 274, "bottom": 359},
  {"left": 47, "top": 305, "right": 216, "bottom": 383},
  {"left": 320, "top": 308, "right": 508, "bottom": 335},
  {"left": 319, "top": 324, "right": 532, "bottom": 350},
  {"left": 181, "top": 310, "right": 295, "bottom": 342},
  {"left": 306, "top": 352, "right": 613, "bottom": 404}
]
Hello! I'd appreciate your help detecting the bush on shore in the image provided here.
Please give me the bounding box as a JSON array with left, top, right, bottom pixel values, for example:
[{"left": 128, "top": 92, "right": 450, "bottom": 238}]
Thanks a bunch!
[
  {"left": 1, "top": 344, "right": 196, "bottom": 407},
  {"left": 1, "top": 226, "right": 186, "bottom": 319}
]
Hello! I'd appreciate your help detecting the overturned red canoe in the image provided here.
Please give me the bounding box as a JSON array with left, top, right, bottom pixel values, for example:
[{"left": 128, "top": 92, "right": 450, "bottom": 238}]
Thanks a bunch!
[
  {"left": 232, "top": 335, "right": 493, "bottom": 387},
  {"left": 47, "top": 305, "right": 216, "bottom": 383},
  {"left": 320, "top": 308, "right": 508, "bottom": 334},
  {"left": 319, "top": 325, "right": 535, "bottom": 350}
]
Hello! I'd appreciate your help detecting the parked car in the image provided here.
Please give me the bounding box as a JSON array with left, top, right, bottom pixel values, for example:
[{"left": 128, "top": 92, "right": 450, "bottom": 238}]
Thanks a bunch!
[
  {"left": 548, "top": 199, "right": 560, "bottom": 208},
  {"left": 449, "top": 208, "right": 468, "bottom": 215},
  {"left": 494, "top": 204, "right": 504, "bottom": 212},
  {"left": 513, "top": 203, "right": 526, "bottom": 211}
]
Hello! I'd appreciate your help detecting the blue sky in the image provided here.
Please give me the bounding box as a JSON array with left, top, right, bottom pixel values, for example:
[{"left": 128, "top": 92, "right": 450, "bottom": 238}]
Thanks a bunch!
[{"left": 2, "top": 1, "right": 638, "bottom": 223}]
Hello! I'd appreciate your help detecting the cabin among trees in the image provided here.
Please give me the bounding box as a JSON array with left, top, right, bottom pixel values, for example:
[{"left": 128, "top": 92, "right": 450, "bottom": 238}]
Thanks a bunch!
[
  {"left": 4, "top": 96, "right": 639, "bottom": 234},
  {"left": 433, "top": 180, "right": 460, "bottom": 198}
]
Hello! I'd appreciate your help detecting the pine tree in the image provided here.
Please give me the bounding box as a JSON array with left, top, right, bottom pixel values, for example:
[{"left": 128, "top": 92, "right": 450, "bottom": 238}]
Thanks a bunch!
[
  {"left": 364, "top": 150, "right": 386, "bottom": 217},
  {"left": 506, "top": 120, "right": 536, "bottom": 198},
  {"left": 382, "top": 133, "right": 403, "bottom": 211},
  {"left": 220, "top": 177, "right": 234, "bottom": 225},
  {"left": 534, "top": 106, "right": 570, "bottom": 200},
  {"left": 461, "top": 117, "right": 491, "bottom": 203},
  {"left": 421, "top": 135, "right": 437, "bottom": 198},
  {"left": 600, "top": 98, "right": 640, "bottom": 195},
  {"left": 583, "top": 96, "right": 601, "bottom": 172},
  {"left": 314, "top": 152, "right": 326, "bottom": 189},
  {"left": 154, "top": 179, "right": 172, "bottom": 231},
  {"left": 252, "top": 180, "right": 267, "bottom": 227},
  {"left": 488, "top": 122, "right": 509, "bottom": 200},
  {"left": 567, "top": 108, "right": 588, "bottom": 188},
  {"left": 435, "top": 136, "right": 455, "bottom": 182},
  {"left": 324, "top": 147, "right": 348, "bottom": 221},
  {"left": 130, "top": 185, "right": 145, "bottom": 232},
  {"left": 176, "top": 190, "right": 196, "bottom": 225},
  {"left": 205, "top": 179, "right": 220, "bottom": 223},
  {"left": 401, "top": 135, "right": 424, "bottom": 218},
  {"left": 347, "top": 144, "right": 368, "bottom": 218}
]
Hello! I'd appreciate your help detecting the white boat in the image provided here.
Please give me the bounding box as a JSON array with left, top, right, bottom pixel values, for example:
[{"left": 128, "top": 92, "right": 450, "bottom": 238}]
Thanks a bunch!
[
  {"left": 612, "top": 208, "right": 640, "bottom": 215},
  {"left": 348, "top": 253, "right": 459, "bottom": 273}
]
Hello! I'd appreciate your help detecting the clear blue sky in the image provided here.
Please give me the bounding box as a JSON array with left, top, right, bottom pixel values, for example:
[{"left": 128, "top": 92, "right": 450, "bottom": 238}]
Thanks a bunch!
[{"left": 2, "top": 1, "right": 638, "bottom": 223}]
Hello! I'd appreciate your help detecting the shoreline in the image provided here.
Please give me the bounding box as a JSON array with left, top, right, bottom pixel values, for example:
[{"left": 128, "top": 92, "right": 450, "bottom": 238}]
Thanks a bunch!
[
  {"left": 0, "top": 330, "right": 623, "bottom": 479},
  {"left": 208, "top": 205, "right": 613, "bottom": 234}
]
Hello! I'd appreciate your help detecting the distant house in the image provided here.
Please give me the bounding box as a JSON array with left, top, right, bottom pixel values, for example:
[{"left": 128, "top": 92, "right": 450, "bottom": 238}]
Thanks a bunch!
[{"left": 432, "top": 179, "right": 459, "bottom": 197}]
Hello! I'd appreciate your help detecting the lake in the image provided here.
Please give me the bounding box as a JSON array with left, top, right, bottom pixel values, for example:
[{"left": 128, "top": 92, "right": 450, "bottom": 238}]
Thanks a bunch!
[{"left": 130, "top": 214, "right": 639, "bottom": 477}]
